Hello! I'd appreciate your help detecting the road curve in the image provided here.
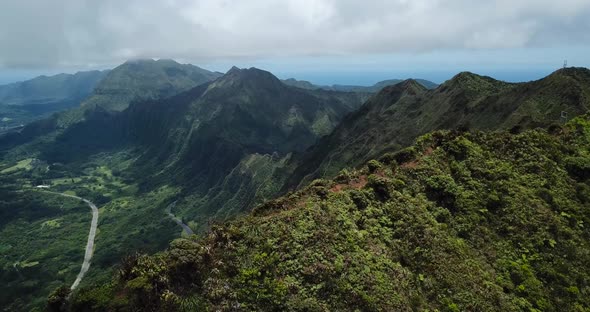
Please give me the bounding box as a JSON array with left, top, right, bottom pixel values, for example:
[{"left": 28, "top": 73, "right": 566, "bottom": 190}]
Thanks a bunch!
[
  {"left": 42, "top": 191, "right": 99, "bottom": 290},
  {"left": 166, "top": 201, "right": 194, "bottom": 235}
]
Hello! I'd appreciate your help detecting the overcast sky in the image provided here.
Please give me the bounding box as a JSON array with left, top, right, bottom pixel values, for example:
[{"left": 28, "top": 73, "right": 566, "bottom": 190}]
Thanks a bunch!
[{"left": 1, "top": 0, "right": 589, "bottom": 84}]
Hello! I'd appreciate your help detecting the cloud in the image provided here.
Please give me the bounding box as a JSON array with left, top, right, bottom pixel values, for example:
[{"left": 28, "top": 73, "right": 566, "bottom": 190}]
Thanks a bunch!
[{"left": 0, "top": 0, "right": 589, "bottom": 68}]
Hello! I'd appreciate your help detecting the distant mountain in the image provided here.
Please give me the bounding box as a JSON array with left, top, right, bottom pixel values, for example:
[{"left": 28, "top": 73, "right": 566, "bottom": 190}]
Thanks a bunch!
[
  {"left": 0, "top": 71, "right": 107, "bottom": 106},
  {"left": 281, "top": 78, "right": 318, "bottom": 90},
  {"left": 0, "top": 70, "right": 108, "bottom": 126},
  {"left": 81, "top": 59, "right": 222, "bottom": 112},
  {"left": 286, "top": 67, "right": 590, "bottom": 188},
  {"left": 0, "top": 59, "right": 223, "bottom": 150},
  {"left": 282, "top": 77, "right": 438, "bottom": 92}
]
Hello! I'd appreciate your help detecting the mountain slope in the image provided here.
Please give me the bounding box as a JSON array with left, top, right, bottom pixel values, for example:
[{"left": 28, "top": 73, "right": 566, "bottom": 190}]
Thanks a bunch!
[
  {"left": 120, "top": 66, "right": 367, "bottom": 218},
  {"left": 70, "top": 114, "right": 590, "bottom": 312},
  {"left": 287, "top": 68, "right": 590, "bottom": 188}
]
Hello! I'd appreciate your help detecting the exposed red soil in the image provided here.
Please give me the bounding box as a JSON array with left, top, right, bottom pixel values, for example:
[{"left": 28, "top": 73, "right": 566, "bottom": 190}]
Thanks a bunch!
[
  {"left": 329, "top": 146, "right": 434, "bottom": 193},
  {"left": 330, "top": 175, "right": 368, "bottom": 193},
  {"left": 401, "top": 160, "right": 419, "bottom": 169},
  {"left": 401, "top": 146, "right": 435, "bottom": 169}
]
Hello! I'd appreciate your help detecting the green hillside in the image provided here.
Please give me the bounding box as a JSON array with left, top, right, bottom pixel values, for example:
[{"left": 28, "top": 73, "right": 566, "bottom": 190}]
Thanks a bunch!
[{"left": 69, "top": 114, "right": 590, "bottom": 311}]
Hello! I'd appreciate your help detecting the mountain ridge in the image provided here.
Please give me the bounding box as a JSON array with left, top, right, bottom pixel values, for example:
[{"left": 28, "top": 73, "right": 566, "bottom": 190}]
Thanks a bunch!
[{"left": 285, "top": 67, "right": 590, "bottom": 189}]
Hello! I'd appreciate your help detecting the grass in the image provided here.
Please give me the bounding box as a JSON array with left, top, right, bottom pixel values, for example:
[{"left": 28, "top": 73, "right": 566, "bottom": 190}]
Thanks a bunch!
[{"left": 1, "top": 158, "right": 33, "bottom": 174}]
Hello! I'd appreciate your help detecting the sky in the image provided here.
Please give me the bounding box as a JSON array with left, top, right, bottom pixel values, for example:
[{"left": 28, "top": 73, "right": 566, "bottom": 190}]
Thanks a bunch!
[{"left": 1, "top": 0, "right": 589, "bottom": 85}]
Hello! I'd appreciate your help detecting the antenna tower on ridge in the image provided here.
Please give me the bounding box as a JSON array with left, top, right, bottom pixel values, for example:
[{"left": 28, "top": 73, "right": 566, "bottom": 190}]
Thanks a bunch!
[{"left": 563, "top": 60, "right": 568, "bottom": 69}]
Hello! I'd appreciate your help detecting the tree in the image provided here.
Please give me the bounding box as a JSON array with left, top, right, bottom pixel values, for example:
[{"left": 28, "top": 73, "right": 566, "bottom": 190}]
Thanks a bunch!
[{"left": 46, "top": 285, "right": 70, "bottom": 312}]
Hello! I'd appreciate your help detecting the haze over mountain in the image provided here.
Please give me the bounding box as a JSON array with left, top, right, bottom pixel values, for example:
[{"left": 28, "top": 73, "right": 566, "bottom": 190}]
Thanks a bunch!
[
  {"left": 0, "top": 71, "right": 107, "bottom": 127},
  {"left": 0, "top": 71, "right": 107, "bottom": 106}
]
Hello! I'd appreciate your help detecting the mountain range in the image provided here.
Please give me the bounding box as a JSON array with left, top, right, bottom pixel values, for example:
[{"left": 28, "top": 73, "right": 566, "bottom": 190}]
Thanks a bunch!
[
  {"left": 282, "top": 77, "right": 439, "bottom": 92},
  {"left": 0, "top": 60, "right": 589, "bottom": 311}
]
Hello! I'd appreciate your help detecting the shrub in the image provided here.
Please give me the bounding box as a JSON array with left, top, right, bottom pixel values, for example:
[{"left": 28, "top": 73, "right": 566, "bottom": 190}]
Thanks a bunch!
[
  {"left": 367, "top": 174, "right": 393, "bottom": 201},
  {"left": 424, "top": 175, "right": 459, "bottom": 211},
  {"left": 564, "top": 156, "right": 590, "bottom": 180},
  {"left": 392, "top": 147, "right": 417, "bottom": 165},
  {"left": 367, "top": 160, "right": 383, "bottom": 173},
  {"left": 349, "top": 189, "right": 370, "bottom": 210}
]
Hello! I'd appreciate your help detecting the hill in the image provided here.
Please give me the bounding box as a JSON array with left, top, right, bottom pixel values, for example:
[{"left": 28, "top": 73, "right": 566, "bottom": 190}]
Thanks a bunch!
[
  {"left": 286, "top": 68, "right": 590, "bottom": 189},
  {"left": 69, "top": 113, "right": 590, "bottom": 311}
]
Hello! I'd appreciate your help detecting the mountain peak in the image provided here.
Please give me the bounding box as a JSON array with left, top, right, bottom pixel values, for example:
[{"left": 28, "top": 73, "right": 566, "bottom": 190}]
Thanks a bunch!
[
  {"left": 227, "top": 66, "right": 241, "bottom": 74},
  {"left": 451, "top": 71, "right": 487, "bottom": 81},
  {"left": 440, "top": 71, "right": 510, "bottom": 95},
  {"left": 218, "top": 66, "right": 283, "bottom": 89},
  {"left": 380, "top": 78, "right": 427, "bottom": 97},
  {"left": 546, "top": 67, "right": 590, "bottom": 81}
]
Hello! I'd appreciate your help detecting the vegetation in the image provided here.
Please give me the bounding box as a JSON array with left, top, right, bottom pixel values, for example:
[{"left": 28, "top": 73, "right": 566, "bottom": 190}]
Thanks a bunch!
[{"left": 70, "top": 114, "right": 590, "bottom": 311}]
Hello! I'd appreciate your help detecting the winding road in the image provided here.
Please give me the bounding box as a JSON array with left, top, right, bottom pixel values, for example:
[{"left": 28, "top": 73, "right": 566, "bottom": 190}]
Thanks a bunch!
[
  {"left": 166, "top": 201, "right": 194, "bottom": 235},
  {"left": 42, "top": 191, "right": 99, "bottom": 290}
]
